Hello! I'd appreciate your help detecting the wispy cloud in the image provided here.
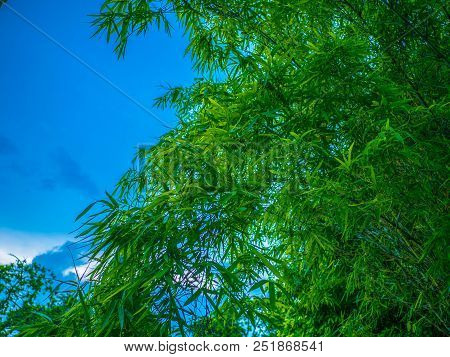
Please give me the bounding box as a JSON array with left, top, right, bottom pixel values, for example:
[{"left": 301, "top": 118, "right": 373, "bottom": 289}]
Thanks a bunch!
[
  {"left": 51, "top": 148, "right": 99, "bottom": 197},
  {"left": 62, "top": 261, "right": 97, "bottom": 281},
  {"left": 0, "top": 228, "right": 69, "bottom": 264}
]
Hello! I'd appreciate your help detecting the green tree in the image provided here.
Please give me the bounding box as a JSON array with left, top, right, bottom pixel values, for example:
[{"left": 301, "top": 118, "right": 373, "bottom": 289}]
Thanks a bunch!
[
  {"left": 0, "top": 259, "right": 67, "bottom": 336},
  {"left": 25, "top": 0, "right": 449, "bottom": 336}
]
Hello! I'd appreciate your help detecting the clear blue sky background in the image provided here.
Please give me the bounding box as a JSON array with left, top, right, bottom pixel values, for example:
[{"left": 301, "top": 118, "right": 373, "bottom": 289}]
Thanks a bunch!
[{"left": 0, "top": 0, "right": 194, "bottom": 271}]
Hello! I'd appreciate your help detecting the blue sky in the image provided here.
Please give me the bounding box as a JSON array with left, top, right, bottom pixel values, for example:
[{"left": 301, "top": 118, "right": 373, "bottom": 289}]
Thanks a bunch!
[{"left": 0, "top": 1, "right": 194, "bottom": 272}]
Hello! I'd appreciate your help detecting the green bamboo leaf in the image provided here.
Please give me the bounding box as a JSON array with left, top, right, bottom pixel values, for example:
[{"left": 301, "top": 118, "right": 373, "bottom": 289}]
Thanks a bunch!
[
  {"left": 75, "top": 201, "right": 98, "bottom": 221},
  {"left": 183, "top": 288, "right": 203, "bottom": 306}
]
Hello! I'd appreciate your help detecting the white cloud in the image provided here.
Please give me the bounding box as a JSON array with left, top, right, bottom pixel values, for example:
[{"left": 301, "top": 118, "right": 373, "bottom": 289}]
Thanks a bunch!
[
  {"left": 0, "top": 228, "right": 69, "bottom": 264},
  {"left": 62, "top": 261, "right": 98, "bottom": 281}
]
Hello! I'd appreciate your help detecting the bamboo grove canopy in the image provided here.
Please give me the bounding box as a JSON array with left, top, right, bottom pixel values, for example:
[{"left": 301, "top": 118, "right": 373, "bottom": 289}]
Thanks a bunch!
[{"left": 24, "top": 0, "right": 449, "bottom": 336}]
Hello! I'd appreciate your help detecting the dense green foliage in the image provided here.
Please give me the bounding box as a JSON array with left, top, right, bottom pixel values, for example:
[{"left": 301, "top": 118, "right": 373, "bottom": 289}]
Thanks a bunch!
[
  {"left": 20, "top": 0, "right": 450, "bottom": 336},
  {"left": 0, "top": 260, "right": 66, "bottom": 336}
]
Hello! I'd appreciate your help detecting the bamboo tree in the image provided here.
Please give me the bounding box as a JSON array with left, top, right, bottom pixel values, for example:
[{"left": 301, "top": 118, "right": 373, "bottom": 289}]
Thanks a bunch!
[{"left": 24, "top": 0, "right": 449, "bottom": 336}]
